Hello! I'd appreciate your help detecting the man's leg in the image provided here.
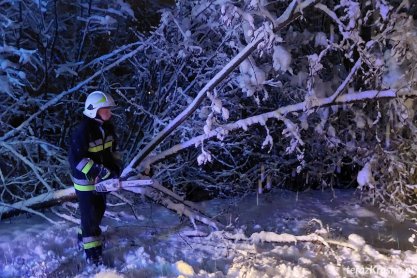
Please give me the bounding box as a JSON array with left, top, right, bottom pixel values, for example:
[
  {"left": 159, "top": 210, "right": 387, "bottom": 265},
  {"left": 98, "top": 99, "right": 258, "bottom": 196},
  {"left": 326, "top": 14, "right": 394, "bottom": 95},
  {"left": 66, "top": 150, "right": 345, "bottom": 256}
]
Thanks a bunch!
[
  {"left": 95, "top": 193, "right": 107, "bottom": 245},
  {"left": 76, "top": 190, "right": 103, "bottom": 265},
  {"left": 95, "top": 193, "right": 107, "bottom": 225}
]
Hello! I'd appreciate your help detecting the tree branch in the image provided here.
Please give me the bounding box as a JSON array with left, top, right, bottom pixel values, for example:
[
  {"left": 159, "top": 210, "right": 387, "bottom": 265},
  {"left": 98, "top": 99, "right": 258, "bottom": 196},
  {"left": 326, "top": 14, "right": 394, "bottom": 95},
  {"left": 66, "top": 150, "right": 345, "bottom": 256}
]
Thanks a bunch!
[
  {"left": 141, "top": 89, "right": 415, "bottom": 169},
  {"left": 328, "top": 58, "right": 362, "bottom": 103},
  {"left": 0, "top": 142, "right": 53, "bottom": 191},
  {"left": 0, "top": 188, "right": 76, "bottom": 218},
  {"left": 0, "top": 201, "right": 63, "bottom": 224}
]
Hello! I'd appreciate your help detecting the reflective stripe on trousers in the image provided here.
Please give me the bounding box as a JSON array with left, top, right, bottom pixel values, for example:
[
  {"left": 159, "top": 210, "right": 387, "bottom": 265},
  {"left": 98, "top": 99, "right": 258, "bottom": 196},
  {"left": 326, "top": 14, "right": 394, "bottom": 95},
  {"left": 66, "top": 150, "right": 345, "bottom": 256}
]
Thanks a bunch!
[{"left": 83, "top": 235, "right": 102, "bottom": 249}]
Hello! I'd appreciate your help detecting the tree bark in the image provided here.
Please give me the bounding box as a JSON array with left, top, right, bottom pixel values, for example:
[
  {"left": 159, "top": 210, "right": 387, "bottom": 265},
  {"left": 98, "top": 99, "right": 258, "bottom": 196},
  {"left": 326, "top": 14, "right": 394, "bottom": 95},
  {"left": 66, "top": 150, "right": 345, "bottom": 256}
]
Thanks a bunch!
[{"left": 0, "top": 188, "right": 76, "bottom": 219}]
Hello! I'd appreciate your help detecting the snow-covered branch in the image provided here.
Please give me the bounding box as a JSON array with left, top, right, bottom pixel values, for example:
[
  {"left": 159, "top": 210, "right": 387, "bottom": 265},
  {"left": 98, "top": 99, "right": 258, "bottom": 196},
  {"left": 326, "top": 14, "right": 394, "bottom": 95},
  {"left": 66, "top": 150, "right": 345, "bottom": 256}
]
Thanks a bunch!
[
  {"left": 0, "top": 188, "right": 76, "bottom": 218},
  {"left": 219, "top": 230, "right": 358, "bottom": 251},
  {"left": 0, "top": 201, "right": 61, "bottom": 224},
  {"left": 0, "top": 43, "right": 145, "bottom": 142},
  {"left": 3, "top": 0, "right": 417, "bottom": 228},
  {"left": 328, "top": 58, "right": 362, "bottom": 103},
  {"left": 0, "top": 142, "right": 53, "bottom": 191},
  {"left": 141, "top": 88, "right": 414, "bottom": 169}
]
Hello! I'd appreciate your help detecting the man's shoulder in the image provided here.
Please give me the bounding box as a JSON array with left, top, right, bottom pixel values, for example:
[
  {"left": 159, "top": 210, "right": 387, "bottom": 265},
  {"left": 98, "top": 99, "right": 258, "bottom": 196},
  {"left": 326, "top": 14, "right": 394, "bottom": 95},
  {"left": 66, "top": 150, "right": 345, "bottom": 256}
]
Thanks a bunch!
[{"left": 73, "top": 117, "right": 96, "bottom": 135}]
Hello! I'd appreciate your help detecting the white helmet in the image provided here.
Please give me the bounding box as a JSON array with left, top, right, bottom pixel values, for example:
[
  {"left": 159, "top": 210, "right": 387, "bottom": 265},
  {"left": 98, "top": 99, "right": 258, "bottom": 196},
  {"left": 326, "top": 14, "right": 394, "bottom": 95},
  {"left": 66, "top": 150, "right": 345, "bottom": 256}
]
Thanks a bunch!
[{"left": 83, "top": 91, "right": 116, "bottom": 118}]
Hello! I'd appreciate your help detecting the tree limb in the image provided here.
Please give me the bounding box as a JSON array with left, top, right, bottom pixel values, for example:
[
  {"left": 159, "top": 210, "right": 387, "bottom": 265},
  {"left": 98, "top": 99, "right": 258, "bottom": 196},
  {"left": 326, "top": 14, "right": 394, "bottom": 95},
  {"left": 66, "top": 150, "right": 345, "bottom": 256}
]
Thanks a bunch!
[
  {"left": 141, "top": 89, "right": 416, "bottom": 169},
  {"left": 221, "top": 230, "right": 358, "bottom": 251},
  {"left": 0, "top": 201, "right": 63, "bottom": 224},
  {"left": 328, "top": 58, "right": 362, "bottom": 103},
  {"left": 0, "top": 187, "right": 76, "bottom": 219},
  {"left": 0, "top": 142, "right": 53, "bottom": 191}
]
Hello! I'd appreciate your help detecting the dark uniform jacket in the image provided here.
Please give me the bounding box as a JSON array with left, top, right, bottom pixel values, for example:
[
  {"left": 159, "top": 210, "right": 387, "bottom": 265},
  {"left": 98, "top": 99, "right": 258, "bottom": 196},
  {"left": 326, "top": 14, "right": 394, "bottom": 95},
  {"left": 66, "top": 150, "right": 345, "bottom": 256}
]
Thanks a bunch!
[{"left": 68, "top": 116, "right": 120, "bottom": 190}]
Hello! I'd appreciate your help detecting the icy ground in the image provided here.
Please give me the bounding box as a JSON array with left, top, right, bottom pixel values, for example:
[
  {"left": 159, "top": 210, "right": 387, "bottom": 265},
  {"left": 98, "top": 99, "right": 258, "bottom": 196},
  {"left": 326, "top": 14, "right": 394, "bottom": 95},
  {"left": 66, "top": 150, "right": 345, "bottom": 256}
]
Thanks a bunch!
[{"left": 2, "top": 188, "right": 417, "bottom": 277}]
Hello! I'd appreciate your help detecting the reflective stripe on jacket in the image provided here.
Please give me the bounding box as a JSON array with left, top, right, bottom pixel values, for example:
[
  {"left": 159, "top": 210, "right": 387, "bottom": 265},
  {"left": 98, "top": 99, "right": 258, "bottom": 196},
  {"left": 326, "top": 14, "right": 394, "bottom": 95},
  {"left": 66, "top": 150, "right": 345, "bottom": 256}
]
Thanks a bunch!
[{"left": 68, "top": 116, "right": 120, "bottom": 190}]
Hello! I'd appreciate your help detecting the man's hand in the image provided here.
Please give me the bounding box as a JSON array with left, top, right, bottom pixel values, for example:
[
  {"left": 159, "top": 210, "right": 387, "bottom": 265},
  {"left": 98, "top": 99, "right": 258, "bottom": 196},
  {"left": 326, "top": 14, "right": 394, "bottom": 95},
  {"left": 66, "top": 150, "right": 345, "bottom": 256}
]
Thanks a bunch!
[{"left": 95, "top": 165, "right": 112, "bottom": 183}]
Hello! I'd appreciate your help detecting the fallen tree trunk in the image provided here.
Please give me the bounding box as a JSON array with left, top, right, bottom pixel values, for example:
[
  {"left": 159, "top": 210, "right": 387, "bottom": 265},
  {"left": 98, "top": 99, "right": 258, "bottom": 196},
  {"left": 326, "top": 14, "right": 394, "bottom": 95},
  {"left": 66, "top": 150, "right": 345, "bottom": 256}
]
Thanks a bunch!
[
  {"left": 0, "top": 182, "right": 222, "bottom": 230},
  {"left": 0, "top": 188, "right": 76, "bottom": 220}
]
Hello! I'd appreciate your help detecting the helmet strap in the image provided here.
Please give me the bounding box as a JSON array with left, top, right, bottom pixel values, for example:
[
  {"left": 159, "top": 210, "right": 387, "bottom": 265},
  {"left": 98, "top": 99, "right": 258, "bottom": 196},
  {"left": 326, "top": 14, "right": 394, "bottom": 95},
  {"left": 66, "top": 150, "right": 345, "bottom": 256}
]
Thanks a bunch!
[{"left": 94, "top": 115, "right": 104, "bottom": 124}]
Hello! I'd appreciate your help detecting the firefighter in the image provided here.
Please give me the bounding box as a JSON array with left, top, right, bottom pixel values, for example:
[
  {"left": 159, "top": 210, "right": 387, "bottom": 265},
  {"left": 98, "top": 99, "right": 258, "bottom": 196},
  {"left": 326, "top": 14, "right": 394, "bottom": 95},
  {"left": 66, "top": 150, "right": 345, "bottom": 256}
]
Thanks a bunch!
[{"left": 68, "top": 91, "right": 121, "bottom": 265}]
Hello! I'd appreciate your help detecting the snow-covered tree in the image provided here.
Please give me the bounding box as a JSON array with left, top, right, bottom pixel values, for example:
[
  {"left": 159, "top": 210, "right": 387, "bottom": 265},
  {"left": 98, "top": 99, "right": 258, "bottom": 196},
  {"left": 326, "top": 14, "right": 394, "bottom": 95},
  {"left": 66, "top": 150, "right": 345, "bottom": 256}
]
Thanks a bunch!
[
  {"left": 2, "top": 0, "right": 417, "bottom": 224},
  {"left": 123, "top": 0, "right": 417, "bottom": 219}
]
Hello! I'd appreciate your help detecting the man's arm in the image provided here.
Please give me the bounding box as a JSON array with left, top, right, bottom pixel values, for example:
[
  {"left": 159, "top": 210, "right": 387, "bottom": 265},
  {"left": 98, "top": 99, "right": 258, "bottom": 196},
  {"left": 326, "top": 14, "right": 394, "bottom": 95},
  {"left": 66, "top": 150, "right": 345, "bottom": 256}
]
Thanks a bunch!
[{"left": 69, "top": 122, "right": 112, "bottom": 182}]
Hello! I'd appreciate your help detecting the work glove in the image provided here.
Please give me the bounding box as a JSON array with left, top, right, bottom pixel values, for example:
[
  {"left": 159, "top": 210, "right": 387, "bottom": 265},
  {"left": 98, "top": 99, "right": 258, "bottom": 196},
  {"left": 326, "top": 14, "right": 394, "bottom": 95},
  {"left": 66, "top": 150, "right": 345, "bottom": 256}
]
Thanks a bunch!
[{"left": 95, "top": 165, "right": 113, "bottom": 183}]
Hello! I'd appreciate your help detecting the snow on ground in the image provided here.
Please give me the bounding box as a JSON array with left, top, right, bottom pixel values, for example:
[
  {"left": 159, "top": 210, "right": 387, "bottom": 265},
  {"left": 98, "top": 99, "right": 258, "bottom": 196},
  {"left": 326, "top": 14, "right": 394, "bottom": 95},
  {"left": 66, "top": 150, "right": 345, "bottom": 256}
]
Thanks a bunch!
[{"left": 1, "top": 188, "right": 417, "bottom": 277}]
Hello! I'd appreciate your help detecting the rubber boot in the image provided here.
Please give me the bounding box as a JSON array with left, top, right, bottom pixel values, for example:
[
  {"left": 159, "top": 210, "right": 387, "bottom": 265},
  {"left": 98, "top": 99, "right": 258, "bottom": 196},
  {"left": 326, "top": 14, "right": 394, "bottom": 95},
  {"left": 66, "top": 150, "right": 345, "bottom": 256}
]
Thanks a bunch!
[
  {"left": 85, "top": 245, "right": 103, "bottom": 266},
  {"left": 77, "top": 230, "right": 83, "bottom": 251}
]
